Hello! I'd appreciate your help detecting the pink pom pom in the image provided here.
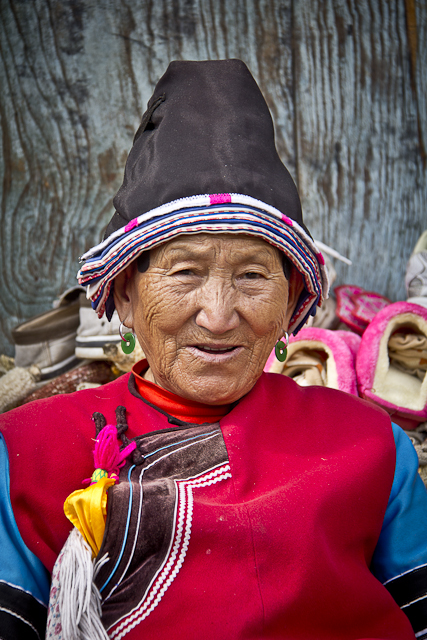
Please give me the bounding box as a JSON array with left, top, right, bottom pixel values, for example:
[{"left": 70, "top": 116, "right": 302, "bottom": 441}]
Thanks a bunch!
[
  {"left": 92, "top": 425, "right": 136, "bottom": 481},
  {"left": 209, "top": 193, "right": 231, "bottom": 205},
  {"left": 281, "top": 214, "right": 293, "bottom": 226},
  {"left": 124, "top": 217, "right": 139, "bottom": 232}
]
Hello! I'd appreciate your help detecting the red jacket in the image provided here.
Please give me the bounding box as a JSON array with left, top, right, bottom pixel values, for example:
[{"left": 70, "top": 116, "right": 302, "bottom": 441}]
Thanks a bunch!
[{"left": 1, "top": 372, "right": 417, "bottom": 639}]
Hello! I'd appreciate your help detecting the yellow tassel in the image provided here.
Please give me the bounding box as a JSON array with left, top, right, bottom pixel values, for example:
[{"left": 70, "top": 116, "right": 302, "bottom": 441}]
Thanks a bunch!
[{"left": 64, "top": 476, "right": 115, "bottom": 557}]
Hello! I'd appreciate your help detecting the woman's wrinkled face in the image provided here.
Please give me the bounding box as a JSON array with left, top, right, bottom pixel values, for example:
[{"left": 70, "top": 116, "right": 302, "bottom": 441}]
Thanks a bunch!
[{"left": 114, "top": 234, "right": 302, "bottom": 405}]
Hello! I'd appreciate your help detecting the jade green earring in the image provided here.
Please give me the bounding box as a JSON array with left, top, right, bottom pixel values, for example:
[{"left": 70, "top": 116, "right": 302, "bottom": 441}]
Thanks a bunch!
[
  {"left": 275, "top": 332, "right": 289, "bottom": 362},
  {"left": 119, "top": 322, "right": 136, "bottom": 354}
]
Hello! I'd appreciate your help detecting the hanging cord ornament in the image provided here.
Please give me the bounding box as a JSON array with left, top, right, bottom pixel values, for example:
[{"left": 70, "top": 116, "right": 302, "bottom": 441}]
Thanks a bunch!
[
  {"left": 46, "top": 407, "right": 136, "bottom": 640},
  {"left": 275, "top": 332, "right": 289, "bottom": 362},
  {"left": 119, "top": 322, "right": 136, "bottom": 354}
]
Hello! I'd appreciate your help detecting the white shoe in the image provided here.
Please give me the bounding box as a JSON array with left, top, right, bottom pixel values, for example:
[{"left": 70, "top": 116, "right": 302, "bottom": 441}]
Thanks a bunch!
[
  {"left": 75, "top": 294, "right": 121, "bottom": 360},
  {"left": 405, "top": 230, "right": 427, "bottom": 299},
  {"left": 12, "top": 288, "right": 81, "bottom": 380}
]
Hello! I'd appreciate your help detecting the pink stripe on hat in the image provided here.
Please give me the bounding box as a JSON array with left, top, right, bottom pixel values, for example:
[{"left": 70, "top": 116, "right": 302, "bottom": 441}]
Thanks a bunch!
[
  {"left": 281, "top": 214, "right": 293, "bottom": 226},
  {"left": 124, "top": 218, "right": 140, "bottom": 233},
  {"left": 209, "top": 194, "right": 231, "bottom": 205}
]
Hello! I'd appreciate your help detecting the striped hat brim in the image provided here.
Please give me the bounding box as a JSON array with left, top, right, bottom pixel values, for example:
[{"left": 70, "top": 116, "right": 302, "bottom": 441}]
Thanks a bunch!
[{"left": 78, "top": 193, "right": 329, "bottom": 335}]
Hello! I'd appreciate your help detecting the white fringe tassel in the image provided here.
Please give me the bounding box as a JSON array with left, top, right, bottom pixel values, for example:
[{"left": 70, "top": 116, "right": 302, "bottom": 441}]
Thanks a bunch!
[{"left": 47, "top": 527, "right": 109, "bottom": 640}]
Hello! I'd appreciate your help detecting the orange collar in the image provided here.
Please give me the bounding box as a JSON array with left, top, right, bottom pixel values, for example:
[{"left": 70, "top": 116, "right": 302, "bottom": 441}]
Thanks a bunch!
[{"left": 131, "top": 360, "right": 232, "bottom": 424}]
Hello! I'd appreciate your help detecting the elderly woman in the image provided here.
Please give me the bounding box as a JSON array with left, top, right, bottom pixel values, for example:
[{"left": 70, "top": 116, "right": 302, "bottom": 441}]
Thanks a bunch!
[{"left": 1, "top": 60, "right": 426, "bottom": 640}]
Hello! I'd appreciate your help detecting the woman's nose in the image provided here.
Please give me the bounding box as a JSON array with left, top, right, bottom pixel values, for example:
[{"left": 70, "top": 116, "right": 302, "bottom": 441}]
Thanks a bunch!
[{"left": 195, "top": 278, "right": 240, "bottom": 334}]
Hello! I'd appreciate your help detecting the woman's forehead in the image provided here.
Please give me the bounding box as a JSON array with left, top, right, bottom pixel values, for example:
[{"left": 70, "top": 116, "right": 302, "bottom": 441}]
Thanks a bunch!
[{"left": 152, "top": 233, "right": 282, "bottom": 262}]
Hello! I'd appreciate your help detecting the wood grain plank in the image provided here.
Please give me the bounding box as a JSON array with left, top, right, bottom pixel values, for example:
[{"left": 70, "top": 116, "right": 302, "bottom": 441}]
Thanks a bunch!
[
  {"left": 0, "top": 0, "right": 425, "bottom": 358},
  {"left": 0, "top": 0, "right": 295, "bottom": 356},
  {"left": 0, "top": 0, "right": 141, "bottom": 354},
  {"left": 293, "top": 0, "right": 426, "bottom": 301}
]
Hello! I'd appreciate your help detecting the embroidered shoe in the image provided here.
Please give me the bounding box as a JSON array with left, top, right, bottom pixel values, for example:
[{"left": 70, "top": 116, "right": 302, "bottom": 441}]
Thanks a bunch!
[
  {"left": 356, "top": 301, "right": 427, "bottom": 429},
  {"left": 265, "top": 327, "right": 360, "bottom": 396},
  {"left": 335, "top": 285, "right": 390, "bottom": 334}
]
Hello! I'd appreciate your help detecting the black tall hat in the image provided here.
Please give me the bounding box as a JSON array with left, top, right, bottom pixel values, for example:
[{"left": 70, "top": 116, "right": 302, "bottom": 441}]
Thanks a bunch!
[
  {"left": 79, "top": 60, "right": 328, "bottom": 334},
  {"left": 108, "top": 59, "right": 307, "bottom": 238}
]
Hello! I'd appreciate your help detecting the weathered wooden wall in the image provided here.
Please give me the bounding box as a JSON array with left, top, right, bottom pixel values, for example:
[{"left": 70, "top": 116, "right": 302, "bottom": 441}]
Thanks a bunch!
[{"left": 0, "top": 0, "right": 425, "bottom": 356}]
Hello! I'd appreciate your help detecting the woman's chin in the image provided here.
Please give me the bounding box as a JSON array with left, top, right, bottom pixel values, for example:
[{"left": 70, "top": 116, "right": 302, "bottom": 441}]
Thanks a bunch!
[
  {"left": 168, "top": 353, "right": 261, "bottom": 405},
  {"left": 181, "top": 378, "right": 248, "bottom": 405}
]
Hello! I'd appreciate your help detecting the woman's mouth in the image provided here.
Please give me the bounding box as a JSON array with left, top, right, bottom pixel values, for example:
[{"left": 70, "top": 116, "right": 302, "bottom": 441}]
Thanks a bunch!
[
  {"left": 197, "top": 345, "right": 236, "bottom": 353},
  {"left": 188, "top": 344, "right": 243, "bottom": 362}
]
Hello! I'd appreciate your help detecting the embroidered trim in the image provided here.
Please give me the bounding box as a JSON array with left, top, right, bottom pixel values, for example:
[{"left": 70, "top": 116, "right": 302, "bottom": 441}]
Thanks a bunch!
[
  {"left": 384, "top": 563, "right": 427, "bottom": 605},
  {"left": 0, "top": 580, "right": 47, "bottom": 640},
  {"left": 102, "top": 465, "right": 144, "bottom": 602},
  {"left": 0, "top": 580, "right": 47, "bottom": 608},
  {"left": 0, "top": 606, "right": 41, "bottom": 639},
  {"left": 109, "top": 463, "right": 231, "bottom": 640},
  {"left": 383, "top": 562, "right": 427, "bottom": 585},
  {"left": 402, "top": 595, "right": 427, "bottom": 609},
  {"left": 402, "top": 598, "right": 427, "bottom": 637},
  {"left": 80, "top": 194, "right": 310, "bottom": 260},
  {"left": 99, "top": 429, "right": 224, "bottom": 603},
  {"left": 384, "top": 564, "right": 427, "bottom": 636}
]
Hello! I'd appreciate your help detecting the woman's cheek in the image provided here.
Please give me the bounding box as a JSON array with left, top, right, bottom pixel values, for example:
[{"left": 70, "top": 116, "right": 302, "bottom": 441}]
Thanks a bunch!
[
  {"left": 138, "top": 286, "right": 194, "bottom": 338},
  {"left": 243, "top": 297, "right": 288, "bottom": 338}
]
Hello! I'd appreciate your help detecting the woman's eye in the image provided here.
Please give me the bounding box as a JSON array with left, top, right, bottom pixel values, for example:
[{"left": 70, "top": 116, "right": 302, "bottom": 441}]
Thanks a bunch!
[
  {"left": 243, "top": 271, "right": 263, "bottom": 280},
  {"left": 172, "top": 269, "right": 195, "bottom": 276}
]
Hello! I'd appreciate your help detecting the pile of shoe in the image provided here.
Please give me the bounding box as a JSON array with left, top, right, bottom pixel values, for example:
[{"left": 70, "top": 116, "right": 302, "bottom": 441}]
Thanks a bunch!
[
  {"left": 12, "top": 286, "right": 82, "bottom": 381},
  {"left": 0, "top": 287, "right": 144, "bottom": 413},
  {"left": 265, "top": 328, "right": 361, "bottom": 396},
  {"left": 265, "top": 230, "right": 427, "bottom": 485}
]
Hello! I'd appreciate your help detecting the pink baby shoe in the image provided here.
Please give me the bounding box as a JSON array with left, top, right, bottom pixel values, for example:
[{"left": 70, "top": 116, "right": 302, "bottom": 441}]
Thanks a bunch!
[
  {"left": 335, "top": 285, "right": 390, "bottom": 334},
  {"left": 356, "top": 301, "right": 427, "bottom": 429},
  {"left": 265, "top": 327, "right": 360, "bottom": 396},
  {"left": 334, "top": 329, "right": 362, "bottom": 362}
]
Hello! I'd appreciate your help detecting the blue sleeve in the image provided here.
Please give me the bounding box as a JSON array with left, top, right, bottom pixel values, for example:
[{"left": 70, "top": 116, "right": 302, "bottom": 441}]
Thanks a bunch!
[
  {"left": 0, "top": 433, "right": 50, "bottom": 639},
  {"left": 371, "top": 423, "right": 427, "bottom": 639}
]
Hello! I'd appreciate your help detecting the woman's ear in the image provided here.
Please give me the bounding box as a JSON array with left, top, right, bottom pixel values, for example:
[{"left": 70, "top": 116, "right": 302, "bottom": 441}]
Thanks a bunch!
[
  {"left": 113, "top": 263, "right": 137, "bottom": 328},
  {"left": 283, "top": 268, "right": 305, "bottom": 327}
]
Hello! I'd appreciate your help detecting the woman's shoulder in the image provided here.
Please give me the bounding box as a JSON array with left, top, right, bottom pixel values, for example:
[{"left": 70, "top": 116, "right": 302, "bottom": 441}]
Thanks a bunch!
[
  {"left": 0, "top": 372, "right": 133, "bottom": 436},
  {"left": 0, "top": 373, "right": 138, "bottom": 569},
  {"left": 256, "top": 371, "right": 393, "bottom": 429}
]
